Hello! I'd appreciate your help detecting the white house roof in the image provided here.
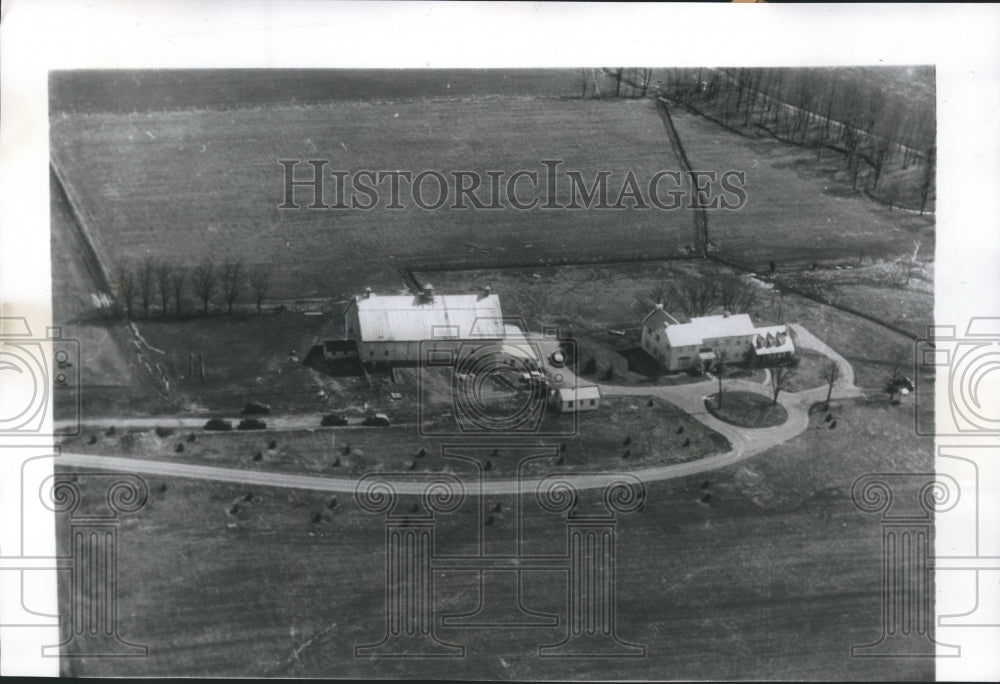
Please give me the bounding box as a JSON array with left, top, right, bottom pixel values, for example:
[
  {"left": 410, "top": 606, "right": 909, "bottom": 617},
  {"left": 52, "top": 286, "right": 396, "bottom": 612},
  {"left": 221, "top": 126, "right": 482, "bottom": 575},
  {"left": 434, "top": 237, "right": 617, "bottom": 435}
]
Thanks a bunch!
[
  {"left": 664, "top": 314, "right": 755, "bottom": 348},
  {"left": 642, "top": 306, "right": 679, "bottom": 329},
  {"left": 352, "top": 293, "right": 504, "bottom": 342},
  {"left": 557, "top": 386, "right": 600, "bottom": 402}
]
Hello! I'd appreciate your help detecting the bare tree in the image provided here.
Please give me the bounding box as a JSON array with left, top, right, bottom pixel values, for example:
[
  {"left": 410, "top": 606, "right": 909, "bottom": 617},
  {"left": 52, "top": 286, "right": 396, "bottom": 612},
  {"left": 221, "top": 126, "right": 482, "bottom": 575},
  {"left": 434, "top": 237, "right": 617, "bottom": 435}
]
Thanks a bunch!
[
  {"left": 667, "top": 279, "right": 718, "bottom": 319},
  {"left": 112, "top": 260, "right": 137, "bottom": 318},
  {"left": 248, "top": 264, "right": 272, "bottom": 314},
  {"left": 191, "top": 260, "right": 217, "bottom": 315},
  {"left": 919, "top": 145, "right": 935, "bottom": 215},
  {"left": 220, "top": 260, "right": 244, "bottom": 315},
  {"left": 137, "top": 257, "right": 156, "bottom": 319},
  {"left": 716, "top": 272, "right": 757, "bottom": 314},
  {"left": 712, "top": 352, "right": 726, "bottom": 409},
  {"left": 155, "top": 261, "right": 172, "bottom": 317},
  {"left": 169, "top": 269, "right": 186, "bottom": 317},
  {"left": 770, "top": 364, "right": 796, "bottom": 406},
  {"left": 821, "top": 360, "right": 841, "bottom": 405}
]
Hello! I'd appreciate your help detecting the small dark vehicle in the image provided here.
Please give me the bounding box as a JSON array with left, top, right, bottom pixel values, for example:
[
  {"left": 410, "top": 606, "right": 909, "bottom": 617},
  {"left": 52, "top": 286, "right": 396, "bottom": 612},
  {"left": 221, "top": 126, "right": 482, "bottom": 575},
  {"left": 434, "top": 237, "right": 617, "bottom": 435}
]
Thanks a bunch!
[
  {"left": 241, "top": 402, "right": 271, "bottom": 416},
  {"left": 237, "top": 418, "right": 267, "bottom": 430},
  {"left": 204, "top": 418, "right": 233, "bottom": 431},
  {"left": 362, "top": 413, "right": 391, "bottom": 427},
  {"left": 321, "top": 413, "right": 349, "bottom": 427}
]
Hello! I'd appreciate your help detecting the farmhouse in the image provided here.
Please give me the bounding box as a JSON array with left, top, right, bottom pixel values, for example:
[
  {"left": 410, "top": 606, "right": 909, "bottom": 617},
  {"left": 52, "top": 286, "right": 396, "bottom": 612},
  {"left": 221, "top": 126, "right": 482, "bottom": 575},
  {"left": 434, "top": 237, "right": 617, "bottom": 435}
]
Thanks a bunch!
[
  {"left": 342, "top": 285, "right": 505, "bottom": 363},
  {"left": 641, "top": 305, "right": 795, "bottom": 371}
]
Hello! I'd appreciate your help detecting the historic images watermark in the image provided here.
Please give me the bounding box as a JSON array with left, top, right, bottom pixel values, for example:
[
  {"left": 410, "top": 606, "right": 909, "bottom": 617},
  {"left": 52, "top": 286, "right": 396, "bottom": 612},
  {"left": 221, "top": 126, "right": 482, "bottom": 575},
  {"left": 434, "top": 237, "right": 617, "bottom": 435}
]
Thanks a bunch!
[
  {"left": 277, "top": 160, "right": 748, "bottom": 212},
  {"left": 0, "top": 317, "right": 80, "bottom": 437},
  {"left": 914, "top": 317, "right": 1000, "bottom": 436},
  {"left": 0, "top": 453, "right": 149, "bottom": 659},
  {"left": 353, "top": 448, "right": 647, "bottom": 660}
]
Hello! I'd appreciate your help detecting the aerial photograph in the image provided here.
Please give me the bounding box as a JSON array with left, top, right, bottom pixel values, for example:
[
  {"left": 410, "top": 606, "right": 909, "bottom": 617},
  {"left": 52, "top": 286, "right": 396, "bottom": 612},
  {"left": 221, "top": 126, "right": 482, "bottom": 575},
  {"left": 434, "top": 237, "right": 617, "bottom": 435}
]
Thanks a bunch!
[{"left": 46, "top": 66, "right": 938, "bottom": 679}]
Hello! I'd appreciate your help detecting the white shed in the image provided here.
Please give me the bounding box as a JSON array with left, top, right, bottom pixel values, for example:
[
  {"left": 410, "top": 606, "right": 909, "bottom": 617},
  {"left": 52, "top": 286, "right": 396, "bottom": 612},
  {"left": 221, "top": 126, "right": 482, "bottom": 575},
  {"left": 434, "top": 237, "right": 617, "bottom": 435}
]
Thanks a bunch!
[{"left": 553, "top": 386, "right": 601, "bottom": 413}]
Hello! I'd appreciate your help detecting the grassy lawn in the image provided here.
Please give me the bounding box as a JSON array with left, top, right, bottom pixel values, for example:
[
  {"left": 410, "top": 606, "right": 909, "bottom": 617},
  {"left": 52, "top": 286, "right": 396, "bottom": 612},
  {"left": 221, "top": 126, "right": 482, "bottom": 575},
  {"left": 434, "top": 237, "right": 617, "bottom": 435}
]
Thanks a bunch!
[
  {"left": 61, "top": 395, "right": 729, "bottom": 477},
  {"left": 782, "top": 349, "right": 832, "bottom": 393},
  {"left": 705, "top": 390, "right": 788, "bottom": 428},
  {"left": 55, "top": 391, "right": 932, "bottom": 679}
]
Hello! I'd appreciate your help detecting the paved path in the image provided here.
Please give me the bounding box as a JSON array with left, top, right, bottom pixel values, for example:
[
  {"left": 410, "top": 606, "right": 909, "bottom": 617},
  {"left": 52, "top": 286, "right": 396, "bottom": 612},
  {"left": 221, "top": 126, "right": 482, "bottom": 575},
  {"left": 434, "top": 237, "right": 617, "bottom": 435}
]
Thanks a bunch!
[{"left": 59, "top": 325, "right": 860, "bottom": 495}]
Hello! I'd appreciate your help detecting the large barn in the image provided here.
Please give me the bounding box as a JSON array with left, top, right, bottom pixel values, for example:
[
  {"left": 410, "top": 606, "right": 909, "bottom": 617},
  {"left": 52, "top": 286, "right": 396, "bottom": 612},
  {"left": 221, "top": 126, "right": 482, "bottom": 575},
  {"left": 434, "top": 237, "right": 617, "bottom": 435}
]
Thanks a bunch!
[{"left": 343, "top": 285, "right": 505, "bottom": 363}]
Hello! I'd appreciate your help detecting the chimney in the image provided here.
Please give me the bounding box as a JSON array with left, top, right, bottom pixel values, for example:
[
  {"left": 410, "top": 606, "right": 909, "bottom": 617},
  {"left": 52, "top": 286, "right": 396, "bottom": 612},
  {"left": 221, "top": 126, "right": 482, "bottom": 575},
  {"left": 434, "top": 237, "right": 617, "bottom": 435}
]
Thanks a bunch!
[
  {"left": 655, "top": 302, "right": 664, "bottom": 310},
  {"left": 722, "top": 310, "right": 729, "bottom": 318},
  {"left": 421, "top": 283, "right": 435, "bottom": 302},
  {"left": 363, "top": 286, "right": 372, "bottom": 299},
  {"left": 478, "top": 285, "right": 491, "bottom": 300}
]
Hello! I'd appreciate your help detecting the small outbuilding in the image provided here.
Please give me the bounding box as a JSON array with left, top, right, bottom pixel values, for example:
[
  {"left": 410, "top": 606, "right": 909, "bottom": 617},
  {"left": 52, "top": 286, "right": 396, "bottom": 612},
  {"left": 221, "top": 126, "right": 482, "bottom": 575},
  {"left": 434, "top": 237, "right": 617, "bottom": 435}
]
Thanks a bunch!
[{"left": 552, "top": 385, "right": 601, "bottom": 413}]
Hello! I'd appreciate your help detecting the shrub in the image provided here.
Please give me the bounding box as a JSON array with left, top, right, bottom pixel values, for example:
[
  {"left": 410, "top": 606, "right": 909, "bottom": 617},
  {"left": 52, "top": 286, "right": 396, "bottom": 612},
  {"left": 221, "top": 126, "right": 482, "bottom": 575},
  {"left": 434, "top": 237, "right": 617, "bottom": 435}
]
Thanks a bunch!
[
  {"left": 332, "top": 457, "right": 341, "bottom": 467},
  {"left": 327, "top": 497, "right": 338, "bottom": 509},
  {"left": 253, "top": 451, "right": 263, "bottom": 461},
  {"left": 484, "top": 459, "right": 493, "bottom": 471},
  {"left": 583, "top": 357, "right": 598, "bottom": 375},
  {"left": 343, "top": 444, "right": 351, "bottom": 455},
  {"left": 175, "top": 443, "right": 185, "bottom": 453},
  {"left": 242, "top": 492, "right": 254, "bottom": 502},
  {"left": 493, "top": 502, "right": 502, "bottom": 513},
  {"left": 268, "top": 440, "right": 277, "bottom": 449},
  {"left": 603, "top": 367, "right": 615, "bottom": 381},
  {"left": 623, "top": 436, "right": 631, "bottom": 446},
  {"left": 556, "top": 454, "right": 565, "bottom": 465},
  {"left": 682, "top": 437, "right": 691, "bottom": 446},
  {"left": 701, "top": 492, "right": 711, "bottom": 503},
  {"left": 87, "top": 434, "right": 97, "bottom": 445},
  {"left": 241, "top": 402, "right": 271, "bottom": 416},
  {"left": 155, "top": 426, "right": 173, "bottom": 438},
  {"left": 676, "top": 425, "right": 684, "bottom": 434},
  {"left": 204, "top": 418, "right": 232, "bottom": 431},
  {"left": 228, "top": 504, "right": 241, "bottom": 515},
  {"left": 701, "top": 480, "right": 710, "bottom": 490},
  {"left": 157, "top": 483, "right": 168, "bottom": 493},
  {"left": 417, "top": 447, "right": 428, "bottom": 458},
  {"left": 106, "top": 426, "right": 116, "bottom": 436},
  {"left": 622, "top": 449, "right": 631, "bottom": 459},
  {"left": 187, "top": 433, "right": 197, "bottom": 442}
]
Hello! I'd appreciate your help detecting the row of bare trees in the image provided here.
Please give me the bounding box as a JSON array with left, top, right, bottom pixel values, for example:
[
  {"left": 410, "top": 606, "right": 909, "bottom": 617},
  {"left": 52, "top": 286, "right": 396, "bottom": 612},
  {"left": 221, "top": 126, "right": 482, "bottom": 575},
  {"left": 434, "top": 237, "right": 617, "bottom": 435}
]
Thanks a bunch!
[
  {"left": 112, "top": 258, "right": 272, "bottom": 319},
  {"left": 659, "top": 67, "right": 936, "bottom": 213},
  {"left": 637, "top": 272, "right": 758, "bottom": 319}
]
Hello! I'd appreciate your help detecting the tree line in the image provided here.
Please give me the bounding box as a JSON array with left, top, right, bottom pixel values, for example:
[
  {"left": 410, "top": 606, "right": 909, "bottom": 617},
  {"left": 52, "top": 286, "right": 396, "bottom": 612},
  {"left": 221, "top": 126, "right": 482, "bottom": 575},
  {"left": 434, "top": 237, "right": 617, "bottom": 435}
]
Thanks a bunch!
[
  {"left": 629, "top": 67, "right": 935, "bottom": 214},
  {"left": 112, "top": 258, "right": 273, "bottom": 319}
]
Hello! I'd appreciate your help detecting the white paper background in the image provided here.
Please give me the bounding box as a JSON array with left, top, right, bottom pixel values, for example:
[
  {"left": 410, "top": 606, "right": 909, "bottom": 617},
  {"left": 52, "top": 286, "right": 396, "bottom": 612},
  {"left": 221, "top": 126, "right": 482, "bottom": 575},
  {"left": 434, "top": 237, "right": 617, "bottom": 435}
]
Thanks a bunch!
[{"left": 1, "top": 1, "right": 998, "bottom": 679}]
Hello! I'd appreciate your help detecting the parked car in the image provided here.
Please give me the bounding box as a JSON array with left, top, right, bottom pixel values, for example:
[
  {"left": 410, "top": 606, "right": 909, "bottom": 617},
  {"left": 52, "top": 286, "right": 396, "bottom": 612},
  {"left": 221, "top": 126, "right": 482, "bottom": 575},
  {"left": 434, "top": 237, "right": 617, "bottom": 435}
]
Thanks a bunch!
[
  {"left": 321, "top": 413, "right": 349, "bottom": 427},
  {"left": 362, "top": 413, "right": 391, "bottom": 427},
  {"left": 241, "top": 401, "right": 271, "bottom": 416},
  {"left": 237, "top": 418, "right": 267, "bottom": 430},
  {"left": 204, "top": 418, "right": 233, "bottom": 431}
]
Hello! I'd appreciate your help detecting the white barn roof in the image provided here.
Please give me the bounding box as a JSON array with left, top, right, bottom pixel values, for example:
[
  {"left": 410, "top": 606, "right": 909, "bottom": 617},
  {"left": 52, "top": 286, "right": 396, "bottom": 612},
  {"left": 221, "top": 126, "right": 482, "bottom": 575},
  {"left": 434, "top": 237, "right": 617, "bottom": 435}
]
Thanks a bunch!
[
  {"left": 353, "top": 293, "right": 504, "bottom": 342},
  {"left": 664, "top": 314, "right": 755, "bottom": 348}
]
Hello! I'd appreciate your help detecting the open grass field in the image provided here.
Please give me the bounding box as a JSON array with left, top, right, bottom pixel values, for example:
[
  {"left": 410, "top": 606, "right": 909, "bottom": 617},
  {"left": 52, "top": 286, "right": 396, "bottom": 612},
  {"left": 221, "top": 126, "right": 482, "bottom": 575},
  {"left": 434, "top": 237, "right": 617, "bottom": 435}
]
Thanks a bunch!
[
  {"left": 50, "top": 96, "right": 694, "bottom": 304},
  {"left": 50, "top": 81, "right": 931, "bottom": 313},
  {"left": 49, "top": 68, "right": 596, "bottom": 114},
  {"left": 55, "top": 392, "right": 932, "bottom": 679},
  {"left": 667, "top": 108, "right": 935, "bottom": 269}
]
